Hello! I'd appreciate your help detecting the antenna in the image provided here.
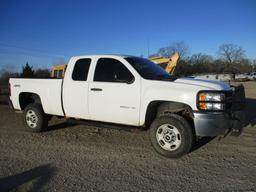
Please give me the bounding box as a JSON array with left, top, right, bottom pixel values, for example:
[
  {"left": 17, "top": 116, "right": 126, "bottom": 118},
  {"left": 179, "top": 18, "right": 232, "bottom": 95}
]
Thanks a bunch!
[{"left": 147, "top": 39, "right": 150, "bottom": 57}]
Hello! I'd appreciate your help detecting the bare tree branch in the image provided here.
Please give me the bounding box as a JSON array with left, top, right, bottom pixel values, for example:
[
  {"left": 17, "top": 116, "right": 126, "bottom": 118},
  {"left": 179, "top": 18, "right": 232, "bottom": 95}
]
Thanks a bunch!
[
  {"left": 217, "top": 43, "right": 245, "bottom": 64},
  {"left": 157, "top": 41, "right": 189, "bottom": 59}
]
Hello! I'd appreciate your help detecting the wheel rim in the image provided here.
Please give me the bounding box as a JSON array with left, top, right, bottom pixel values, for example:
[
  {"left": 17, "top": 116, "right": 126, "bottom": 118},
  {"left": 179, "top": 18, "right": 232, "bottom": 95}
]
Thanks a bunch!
[
  {"left": 156, "top": 124, "right": 182, "bottom": 151},
  {"left": 26, "top": 110, "right": 38, "bottom": 128}
]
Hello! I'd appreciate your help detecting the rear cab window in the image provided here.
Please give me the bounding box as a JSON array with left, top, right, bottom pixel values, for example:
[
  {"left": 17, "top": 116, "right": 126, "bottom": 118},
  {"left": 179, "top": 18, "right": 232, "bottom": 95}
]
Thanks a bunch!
[{"left": 72, "top": 58, "right": 91, "bottom": 81}]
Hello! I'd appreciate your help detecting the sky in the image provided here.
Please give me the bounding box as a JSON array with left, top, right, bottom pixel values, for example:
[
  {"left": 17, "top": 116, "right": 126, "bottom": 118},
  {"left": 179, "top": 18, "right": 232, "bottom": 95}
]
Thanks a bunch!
[{"left": 0, "top": 0, "right": 255, "bottom": 72}]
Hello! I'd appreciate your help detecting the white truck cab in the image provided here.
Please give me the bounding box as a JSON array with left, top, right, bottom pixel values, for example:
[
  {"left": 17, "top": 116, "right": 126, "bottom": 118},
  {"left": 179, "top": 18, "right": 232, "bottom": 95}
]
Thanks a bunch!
[{"left": 9, "top": 55, "right": 245, "bottom": 158}]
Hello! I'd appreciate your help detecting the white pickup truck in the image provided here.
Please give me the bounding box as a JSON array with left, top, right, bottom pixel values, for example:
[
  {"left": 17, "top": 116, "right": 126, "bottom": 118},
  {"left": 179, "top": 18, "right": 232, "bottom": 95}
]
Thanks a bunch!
[{"left": 8, "top": 55, "right": 245, "bottom": 158}]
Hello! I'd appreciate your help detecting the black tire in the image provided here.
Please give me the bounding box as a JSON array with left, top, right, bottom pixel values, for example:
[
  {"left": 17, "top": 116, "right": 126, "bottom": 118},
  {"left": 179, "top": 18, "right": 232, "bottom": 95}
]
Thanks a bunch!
[
  {"left": 149, "top": 114, "right": 194, "bottom": 158},
  {"left": 23, "top": 103, "right": 48, "bottom": 132}
]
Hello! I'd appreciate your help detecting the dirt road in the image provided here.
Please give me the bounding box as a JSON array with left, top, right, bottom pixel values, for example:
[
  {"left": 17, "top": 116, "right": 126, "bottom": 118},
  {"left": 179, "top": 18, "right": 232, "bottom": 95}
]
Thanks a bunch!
[{"left": 0, "top": 82, "right": 255, "bottom": 192}]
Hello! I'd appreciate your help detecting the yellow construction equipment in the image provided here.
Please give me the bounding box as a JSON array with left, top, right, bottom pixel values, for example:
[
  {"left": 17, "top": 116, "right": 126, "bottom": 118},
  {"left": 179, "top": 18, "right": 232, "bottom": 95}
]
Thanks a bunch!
[
  {"left": 51, "top": 53, "right": 179, "bottom": 78},
  {"left": 149, "top": 52, "right": 179, "bottom": 75},
  {"left": 51, "top": 64, "right": 66, "bottom": 78}
]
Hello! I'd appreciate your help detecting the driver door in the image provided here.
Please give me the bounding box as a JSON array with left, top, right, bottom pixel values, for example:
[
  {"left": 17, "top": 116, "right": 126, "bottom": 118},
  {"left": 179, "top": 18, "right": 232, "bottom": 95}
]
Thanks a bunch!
[{"left": 88, "top": 57, "right": 140, "bottom": 125}]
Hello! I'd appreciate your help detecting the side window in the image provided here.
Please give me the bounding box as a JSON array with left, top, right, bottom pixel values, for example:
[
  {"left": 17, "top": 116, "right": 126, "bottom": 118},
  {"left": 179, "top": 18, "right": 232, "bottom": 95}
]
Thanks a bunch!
[
  {"left": 94, "top": 58, "right": 134, "bottom": 83},
  {"left": 72, "top": 59, "right": 91, "bottom": 81}
]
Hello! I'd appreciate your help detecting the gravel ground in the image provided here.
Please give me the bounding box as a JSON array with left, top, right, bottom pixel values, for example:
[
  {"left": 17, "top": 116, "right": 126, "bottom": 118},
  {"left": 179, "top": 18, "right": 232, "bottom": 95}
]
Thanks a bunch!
[{"left": 0, "top": 82, "right": 255, "bottom": 192}]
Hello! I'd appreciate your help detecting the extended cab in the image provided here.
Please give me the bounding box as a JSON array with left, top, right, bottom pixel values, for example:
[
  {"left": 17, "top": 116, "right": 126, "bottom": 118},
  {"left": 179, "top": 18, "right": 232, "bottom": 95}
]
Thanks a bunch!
[{"left": 9, "top": 55, "right": 246, "bottom": 158}]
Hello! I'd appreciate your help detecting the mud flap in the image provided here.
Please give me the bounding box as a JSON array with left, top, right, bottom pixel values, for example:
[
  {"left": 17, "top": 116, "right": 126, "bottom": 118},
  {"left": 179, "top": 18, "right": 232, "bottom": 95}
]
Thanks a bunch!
[
  {"left": 230, "top": 84, "right": 246, "bottom": 110},
  {"left": 230, "top": 111, "right": 246, "bottom": 136},
  {"left": 229, "top": 84, "right": 246, "bottom": 136}
]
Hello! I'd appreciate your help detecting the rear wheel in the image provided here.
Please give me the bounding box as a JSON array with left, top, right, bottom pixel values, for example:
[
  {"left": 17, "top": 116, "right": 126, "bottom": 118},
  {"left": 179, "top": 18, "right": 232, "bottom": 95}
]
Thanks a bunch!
[
  {"left": 23, "top": 103, "right": 48, "bottom": 132},
  {"left": 149, "top": 114, "right": 194, "bottom": 158}
]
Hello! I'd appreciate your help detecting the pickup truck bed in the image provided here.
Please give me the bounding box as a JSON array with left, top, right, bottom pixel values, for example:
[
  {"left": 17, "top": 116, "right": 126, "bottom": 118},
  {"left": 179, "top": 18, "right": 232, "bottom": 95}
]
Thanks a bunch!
[{"left": 10, "top": 78, "right": 64, "bottom": 116}]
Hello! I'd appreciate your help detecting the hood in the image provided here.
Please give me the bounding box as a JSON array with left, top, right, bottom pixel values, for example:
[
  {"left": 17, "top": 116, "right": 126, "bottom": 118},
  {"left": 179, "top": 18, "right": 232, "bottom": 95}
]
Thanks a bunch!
[{"left": 174, "top": 77, "right": 231, "bottom": 91}]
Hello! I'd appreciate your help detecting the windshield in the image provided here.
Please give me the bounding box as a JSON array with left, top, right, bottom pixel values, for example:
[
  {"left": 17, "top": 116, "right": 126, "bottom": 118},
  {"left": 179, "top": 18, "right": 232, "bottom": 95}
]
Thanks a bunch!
[{"left": 125, "top": 57, "right": 176, "bottom": 81}]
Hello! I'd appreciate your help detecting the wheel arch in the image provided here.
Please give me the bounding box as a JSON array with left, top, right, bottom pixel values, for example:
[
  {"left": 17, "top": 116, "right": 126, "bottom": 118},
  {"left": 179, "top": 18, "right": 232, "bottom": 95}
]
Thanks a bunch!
[
  {"left": 19, "top": 92, "right": 43, "bottom": 110},
  {"left": 143, "top": 100, "right": 195, "bottom": 131}
]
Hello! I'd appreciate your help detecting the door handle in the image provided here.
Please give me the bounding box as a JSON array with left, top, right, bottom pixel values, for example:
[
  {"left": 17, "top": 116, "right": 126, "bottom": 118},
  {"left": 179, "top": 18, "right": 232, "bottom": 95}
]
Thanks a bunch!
[{"left": 90, "top": 88, "right": 103, "bottom": 91}]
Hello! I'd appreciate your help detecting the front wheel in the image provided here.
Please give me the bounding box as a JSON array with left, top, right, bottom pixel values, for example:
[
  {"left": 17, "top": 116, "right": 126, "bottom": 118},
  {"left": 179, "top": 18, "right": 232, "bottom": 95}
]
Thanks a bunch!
[
  {"left": 149, "top": 114, "right": 194, "bottom": 158},
  {"left": 23, "top": 103, "right": 48, "bottom": 132}
]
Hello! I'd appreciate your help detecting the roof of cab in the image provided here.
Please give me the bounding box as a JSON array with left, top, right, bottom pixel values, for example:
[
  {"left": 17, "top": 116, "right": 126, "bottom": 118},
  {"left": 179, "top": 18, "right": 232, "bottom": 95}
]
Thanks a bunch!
[{"left": 71, "top": 54, "right": 135, "bottom": 59}]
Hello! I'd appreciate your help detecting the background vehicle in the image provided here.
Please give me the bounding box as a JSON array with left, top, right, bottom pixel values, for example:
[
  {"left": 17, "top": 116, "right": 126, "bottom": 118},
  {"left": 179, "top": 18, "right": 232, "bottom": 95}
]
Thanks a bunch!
[
  {"left": 248, "top": 72, "right": 256, "bottom": 80},
  {"left": 9, "top": 55, "right": 245, "bottom": 158}
]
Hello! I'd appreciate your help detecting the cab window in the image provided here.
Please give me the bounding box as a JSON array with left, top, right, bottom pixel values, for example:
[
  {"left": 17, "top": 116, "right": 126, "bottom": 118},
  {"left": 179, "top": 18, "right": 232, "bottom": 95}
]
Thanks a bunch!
[
  {"left": 72, "top": 59, "right": 91, "bottom": 81},
  {"left": 94, "top": 58, "right": 134, "bottom": 83}
]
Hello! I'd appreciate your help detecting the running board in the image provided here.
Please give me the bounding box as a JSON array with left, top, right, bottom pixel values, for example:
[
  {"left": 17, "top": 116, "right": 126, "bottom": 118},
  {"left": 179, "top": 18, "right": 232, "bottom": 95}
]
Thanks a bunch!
[{"left": 67, "top": 119, "right": 143, "bottom": 132}]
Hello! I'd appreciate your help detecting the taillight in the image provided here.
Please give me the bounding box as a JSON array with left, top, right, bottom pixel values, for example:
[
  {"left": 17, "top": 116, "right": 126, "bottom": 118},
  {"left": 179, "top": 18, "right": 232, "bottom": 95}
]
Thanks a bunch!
[{"left": 8, "top": 82, "right": 11, "bottom": 96}]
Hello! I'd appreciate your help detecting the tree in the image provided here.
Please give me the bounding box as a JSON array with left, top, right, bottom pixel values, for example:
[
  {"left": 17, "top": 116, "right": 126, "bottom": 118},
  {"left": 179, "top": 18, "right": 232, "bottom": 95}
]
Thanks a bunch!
[
  {"left": 0, "top": 71, "right": 19, "bottom": 85},
  {"left": 175, "top": 60, "right": 193, "bottom": 77},
  {"left": 157, "top": 41, "right": 189, "bottom": 59},
  {"left": 190, "top": 53, "right": 213, "bottom": 64},
  {"left": 235, "top": 58, "right": 253, "bottom": 73},
  {"left": 0, "top": 64, "right": 17, "bottom": 76},
  {"left": 20, "top": 62, "right": 34, "bottom": 78},
  {"left": 212, "top": 59, "right": 226, "bottom": 73},
  {"left": 34, "top": 69, "right": 51, "bottom": 78},
  {"left": 253, "top": 59, "right": 256, "bottom": 72},
  {"left": 217, "top": 43, "right": 246, "bottom": 74},
  {"left": 189, "top": 53, "right": 213, "bottom": 74},
  {"left": 217, "top": 43, "right": 245, "bottom": 64},
  {"left": 253, "top": 59, "right": 256, "bottom": 66}
]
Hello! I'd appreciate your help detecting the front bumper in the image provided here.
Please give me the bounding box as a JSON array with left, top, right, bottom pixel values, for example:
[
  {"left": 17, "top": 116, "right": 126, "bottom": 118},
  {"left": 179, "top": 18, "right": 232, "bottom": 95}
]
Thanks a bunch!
[
  {"left": 193, "top": 84, "right": 246, "bottom": 137},
  {"left": 193, "top": 111, "right": 245, "bottom": 137}
]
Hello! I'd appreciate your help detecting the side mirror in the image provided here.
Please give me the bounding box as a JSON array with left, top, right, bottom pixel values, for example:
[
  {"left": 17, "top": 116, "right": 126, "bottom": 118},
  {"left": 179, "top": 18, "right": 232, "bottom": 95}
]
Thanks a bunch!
[
  {"left": 114, "top": 73, "right": 135, "bottom": 84},
  {"left": 115, "top": 77, "right": 134, "bottom": 84}
]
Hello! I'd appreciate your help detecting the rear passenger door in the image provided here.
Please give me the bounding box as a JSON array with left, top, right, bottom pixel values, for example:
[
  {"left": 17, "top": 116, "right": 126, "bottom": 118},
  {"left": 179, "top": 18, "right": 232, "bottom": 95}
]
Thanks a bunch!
[
  {"left": 63, "top": 57, "right": 92, "bottom": 119},
  {"left": 88, "top": 57, "right": 140, "bottom": 125}
]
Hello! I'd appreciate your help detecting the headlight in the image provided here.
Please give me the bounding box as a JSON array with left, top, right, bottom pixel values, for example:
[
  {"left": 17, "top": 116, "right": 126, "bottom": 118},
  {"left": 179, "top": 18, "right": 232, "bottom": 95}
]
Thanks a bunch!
[{"left": 197, "top": 92, "right": 225, "bottom": 111}]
